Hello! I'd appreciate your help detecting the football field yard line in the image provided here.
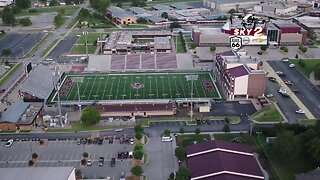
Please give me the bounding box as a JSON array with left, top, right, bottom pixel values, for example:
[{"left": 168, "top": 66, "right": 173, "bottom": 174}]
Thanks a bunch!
[
  {"left": 149, "top": 75, "right": 152, "bottom": 97},
  {"left": 142, "top": 74, "right": 146, "bottom": 99},
  {"left": 161, "top": 75, "right": 165, "bottom": 98},
  {"left": 108, "top": 75, "right": 115, "bottom": 100},
  {"left": 167, "top": 74, "right": 172, "bottom": 98},
  {"left": 101, "top": 75, "right": 109, "bottom": 100},
  {"left": 155, "top": 75, "right": 159, "bottom": 98},
  {"left": 178, "top": 75, "right": 186, "bottom": 98},
  {"left": 88, "top": 76, "right": 98, "bottom": 100},
  {"left": 115, "top": 75, "right": 121, "bottom": 99},
  {"left": 80, "top": 76, "right": 91, "bottom": 100},
  {"left": 173, "top": 75, "right": 179, "bottom": 98},
  {"left": 95, "top": 77, "right": 103, "bottom": 100},
  {"left": 199, "top": 78, "right": 208, "bottom": 98},
  {"left": 193, "top": 80, "right": 201, "bottom": 98},
  {"left": 122, "top": 75, "right": 127, "bottom": 99},
  {"left": 129, "top": 75, "right": 133, "bottom": 99}
]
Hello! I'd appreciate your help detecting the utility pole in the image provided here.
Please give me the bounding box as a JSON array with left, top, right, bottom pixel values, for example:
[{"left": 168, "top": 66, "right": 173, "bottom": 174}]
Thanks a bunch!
[
  {"left": 186, "top": 75, "right": 198, "bottom": 122},
  {"left": 83, "top": 27, "right": 89, "bottom": 60}
]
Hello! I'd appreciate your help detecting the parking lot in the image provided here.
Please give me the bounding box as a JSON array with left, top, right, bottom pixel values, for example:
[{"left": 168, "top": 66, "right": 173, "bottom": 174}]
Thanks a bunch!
[
  {"left": 49, "top": 36, "right": 78, "bottom": 59},
  {"left": 149, "top": 121, "right": 187, "bottom": 127},
  {"left": 0, "top": 137, "right": 134, "bottom": 179},
  {"left": 268, "top": 61, "right": 320, "bottom": 119}
]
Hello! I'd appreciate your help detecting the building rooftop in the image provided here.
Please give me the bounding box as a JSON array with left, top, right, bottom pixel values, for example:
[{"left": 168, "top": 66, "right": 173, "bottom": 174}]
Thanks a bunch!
[
  {"left": 0, "top": 167, "right": 75, "bottom": 180},
  {"left": 170, "top": 2, "right": 193, "bottom": 10},
  {"left": 274, "top": 22, "right": 301, "bottom": 28},
  {"left": 259, "top": 2, "right": 297, "bottom": 9},
  {"left": 128, "top": 7, "right": 147, "bottom": 14},
  {"left": 295, "top": 16, "right": 320, "bottom": 28},
  {"left": 20, "top": 64, "right": 56, "bottom": 100},
  {"left": 146, "top": 16, "right": 167, "bottom": 23},
  {"left": 186, "top": 140, "right": 264, "bottom": 180},
  {"left": 1, "top": 102, "right": 29, "bottom": 123},
  {"left": 108, "top": 6, "right": 134, "bottom": 19},
  {"left": 227, "top": 65, "right": 250, "bottom": 78},
  {"left": 152, "top": 4, "right": 172, "bottom": 11},
  {"left": 214, "top": 0, "right": 260, "bottom": 5}
]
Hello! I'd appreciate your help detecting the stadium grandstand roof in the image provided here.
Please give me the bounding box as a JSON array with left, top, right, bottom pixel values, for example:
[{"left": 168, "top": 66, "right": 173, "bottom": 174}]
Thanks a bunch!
[{"left": 20, "top": 64, "right": 55, "bottom": 100}]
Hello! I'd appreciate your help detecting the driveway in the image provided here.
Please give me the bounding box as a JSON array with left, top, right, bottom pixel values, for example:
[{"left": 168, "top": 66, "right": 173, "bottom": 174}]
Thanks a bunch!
[{"left": 268, "top": 61, "right": 320, "bottom": 119}]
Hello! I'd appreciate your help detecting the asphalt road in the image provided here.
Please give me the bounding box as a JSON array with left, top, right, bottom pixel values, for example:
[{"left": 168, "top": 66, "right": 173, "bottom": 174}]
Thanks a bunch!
[
  {"left": 268, "top": 61, "right": 320, "bottom": 119},
  {"left": 0, "top": 33, "right": 45, "bottom": 60},
  {"left": 48, "top": 36, "right": 79, "bottom": 59}
]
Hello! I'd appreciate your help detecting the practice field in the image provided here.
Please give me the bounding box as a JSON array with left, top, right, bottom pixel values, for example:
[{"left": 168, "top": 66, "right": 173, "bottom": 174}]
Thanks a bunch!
[{"left": 50, "top": 72, "right": 222, "bottom": 103}]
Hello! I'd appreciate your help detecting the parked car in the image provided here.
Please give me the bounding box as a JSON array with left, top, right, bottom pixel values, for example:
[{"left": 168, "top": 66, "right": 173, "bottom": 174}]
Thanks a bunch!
[
  {"left": 128, "top": 151, "right": 133, "bottom": 158},
  {"left": 276, "top": 71, "right": 284, "bottom": 76},
  {"left": 161, "top": 136, "right": 173, "bottom": 142},
  {"left": 206, "top": 120, "right": 211, "bottom": 124},
  {"left": 266, "top": 94, "right": 273, "bottom": 98},
  {"left": 130, "top": 138, "right": 134, "bottom": 145},
  {"left": 114, "top": 129, "right": 123, "bottom": 132},
  {"left": 295, "top": 109, "right": 305, "bottom": 114},
  {"left": 110, "top": 158, "right": 116, "bottom": 167},
  {"left": 98, "top": 138, "right": 103, "bottom": 145},
  {"left": 98, "top": 157, "right": 104, "bottom": 166},
  {"left": 6, "top": 139, "right": 13, "bottom": 147},
  {"left": 282, "top": 58, "right": 289, "bottom": 62},
  {"left": 284, "top": 81, "right": 293, "bottom": 85},
  {"left": 289, "top": 64, "right": 295, "bottom": 68},
  {"left": 87, "top": 159, "right": 92, "bottom": 166},
  {"left": 0, "top": 89, "right": 5, "bottom": 93},
  {"left": 268, "top": 77, "right": 277, "bottom": 82},
  {"left": 120, "top": 172, "right": 126, "bottom": 180}
]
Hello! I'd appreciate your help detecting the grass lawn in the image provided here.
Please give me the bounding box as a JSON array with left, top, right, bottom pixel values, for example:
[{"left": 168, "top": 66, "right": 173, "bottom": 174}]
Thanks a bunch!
[
  {"left": 79, "top": 17, "right": 115, "bottom": 28},
  {"left": 75, "top": 33, "right": 108, "bottom": 45},
  {"left": 17, "top": 6, "right": 79, "bottom": 16},
  {"left": 184, "top": 36, "right": 194, "bottom": 49},
  {"left": 174, "top": 36, "right": 186, "bottom": 53},
  {"left": 299, "top": 119, "right": 318, "bottom": 126},
  {"left": 138, "top": 117, "right": 196, "bottom": 127},
  {"left": 0, "top": 63, "right": 22, "bottom": 86},
  {"left": 49, "top": 72, "right": 222, "bottom": 103},
  {"left": 67, "top": 17, "right": 79, "bottom": 29},
  {"left": 69, "top": 44, "right": 97, "bottom": 54},
  {"left": 251, "top": 106, "right": 282, "bottom": 122},
  {"left": 27, "top": 32, "right": 52, "bottom": 57},
  {"left": 176, "top": 134, "right": 211, "bottom": 148},
  {"left": 47, "top": 122, "right": 133, "bottom": 133},
  {"left": 54, "top": 16, "right": 67, "bottom": 29},
  {"left": 214, "top": 133, "right": 255, "bottom": 145},
  {"left": 291, "top": 59, "right": 320, "bottom": 78},
  {"left": 122, "top": 24, "right": 149, "bottom": 29},
  {"left": 41, "top": 39, "right": 59, "bottom": 58}
]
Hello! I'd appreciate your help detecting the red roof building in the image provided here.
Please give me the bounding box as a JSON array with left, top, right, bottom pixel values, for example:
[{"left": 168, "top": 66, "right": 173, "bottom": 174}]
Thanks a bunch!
[{"left": 186, "top": 140, "right": 265, "bottom": 180}]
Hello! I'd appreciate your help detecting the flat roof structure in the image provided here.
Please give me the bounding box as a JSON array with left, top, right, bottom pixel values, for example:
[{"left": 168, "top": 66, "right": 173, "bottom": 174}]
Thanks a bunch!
[
  {"left": 1, "top": 102, "right": 29, "bottom": 123},
  {"left": 87, "top": 55, "right": 112, "bottom": 72},
  {"left": 186, "top": 140, "right": 264, "bottom": 180},
  {"left": 0, "top": 167, "right": 75, "bottom": 180},
  {"left": 128, "top": 7, "right": 147, "bottom": 14},
  {"left": 108, "top": 6, "right": 134, "bottom": 19},
  {"left": 170, "top": 2, "right": 193, "bottom": 10},
  {"left": 295, "top": 16, "right": 320, "bottom": 29},
  {"left": 213, "top": 0, "right": 260, "bottom": 5},
  {"left": 152, "top": 4, "right": 172, "bottom": 11}
]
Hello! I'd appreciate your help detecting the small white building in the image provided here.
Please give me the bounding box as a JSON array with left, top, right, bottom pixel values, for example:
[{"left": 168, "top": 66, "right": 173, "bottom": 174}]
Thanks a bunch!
[
  {"left": 253, "top": 2, "right": 298, "bottom": 15},
  {"left": 0, "top": 0, "right": 13, "bottom": 7}
]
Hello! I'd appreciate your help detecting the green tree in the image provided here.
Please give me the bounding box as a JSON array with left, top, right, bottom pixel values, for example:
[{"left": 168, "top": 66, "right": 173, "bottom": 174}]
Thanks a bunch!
[
  {"left": 195, "top": 128, "right": 201, "bottom": 135},
  {"left": 81, "top": 107, "right": 101, "bottom": 126},
  {"left": 131, "top": 165, "right": 143, "bottom": 176},
  {"left": 91, "top": 0, "right": 111, "bottom": 14},
  {"left": 131, "top": 0, "right": 145, "bottom": 7},
  {"left": 2, "top": 7, "right": 16, "bottom": 26},
  {"left": 169, "top": 21, "right": 181, "bottom": 29},
  {"left": 32, "top": 153, "right": 38, "bottom": 159},
  {"left": 78, "top": 8, "right": 91, "bottom": 20},
  {"left": 175, "top": 146, "right": 186, "bottom": 161},
  {"left": 83, "top": 152, "right": 89, "bottom": 158},
  {"left": 314, "top": 64, "right": 320, "bottom": 79},
  {"left": 190, "top": 43, "right": 196, "bottom": 49},
  {"left": 228, "top": 8, "right": 236, "bottom": 14},
  {"left": 223, "top": 124, "right": 230, "bottom": 133},
  {"left": 137, "top": 17, "right": 148, "bottom": 24},
  {"left": 260, "top": 45, "right": 268, "bottom": 51},
  {"left": 116, "top": 3, "right": 122, "bottom": 8},
  {"left": 164, "top": 129, "right": 171, "bottom": 136},
  {"left": 210, "top": 46, "right": 216, "bottom": 52},
  {"left": 19, "top": 18, "right": 32, "bottom": 26},
  {"left": 179, "top": 127, "right": 185, "bottom": 134},
  {"left": 134, "top": 124, "right": 144, "bottom": 133},
  {"left": 39, "top": 0, "right": 47, "bottom": 4},
  {"left": 87, "top": 138, "right": 93, "bottom": 144},
  {"left": 135, "top": 132, "right": 143, "bottom": 140},
  {"left": 1, "top": 49, "right": 11, "bottom": 57},
  {"left": 283, "top": 48, "right": 288, "bottom": 53},
  {"left": 161, "top": 12, "right": 168, "bottom": 19},
  {"left": 134, "top": 143, "right": 143, "bottom": 151},
  {"left": 15, "top": 0, "right": 31, "bottom": 9},
  {"left": 54, "top": 13, "right": 64, "bottom": 27},
  {"left": 301, "top": 47, "right": 308, "bottom": 53},
  {"left": 176, "top": 167, "right": 191, "bottom": 180},
  {"left": 133, "top": 150, "right": 143, "bottom": 160},
  {"left": 75, "top": 169, "right": 83, "bottom": 179},
  {"left": 81, "top": 159, "right": 87, "bottom": 165},
  {"left": 295, "top": 54, "right": 299, "bottom": 59},
  {"left": 11, "top": 6, "right": 21, "bottom": 14},
  {"left": 49, "top": 0, "right": 59, "bottom": 6}
]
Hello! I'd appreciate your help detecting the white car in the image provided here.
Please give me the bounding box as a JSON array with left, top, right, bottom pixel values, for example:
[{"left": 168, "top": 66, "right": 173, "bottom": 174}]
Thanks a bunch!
[
  {"left": 278, "top": 88, "right": 287, "bottom": 94},
  {"left": 266, "top": 94, "right": 273, "bottom": 98},
  {"left": 130, "top": 138, "right": 134, "bottom": 145},
  {"left": 45, "top": 58, "right": 53, "bottom": 61},
  {"left": 282, "top": 58, "right": 289, "bottom": 62},
  {"left": 295, "top": 109, "right": 305, "bottom": 114},
  {"left": 6, "top": 139, "right": 13, "bottom": 147},
  {"left": 114, "top": 129, "right": 123, "bottom": 132},
  {"left": 289, "top": 64, "right": 295, "bottom": 68},
  {"left": 161, "top": 136, "right": 173, "bottom": 142},
  {"left": 87, "top": 159, "right": 92, "bottom": 166},
  {"left": 276, "top": 71, "right": 284, "bottom": 75},
  {"left": 284, "top": 81, "right": 293, "bottom": 85}
]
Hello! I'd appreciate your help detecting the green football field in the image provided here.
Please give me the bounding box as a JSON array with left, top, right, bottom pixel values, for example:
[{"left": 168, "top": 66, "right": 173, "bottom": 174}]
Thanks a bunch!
[{"left": 50, "top": 72, "right": 222, "bottom": 103}]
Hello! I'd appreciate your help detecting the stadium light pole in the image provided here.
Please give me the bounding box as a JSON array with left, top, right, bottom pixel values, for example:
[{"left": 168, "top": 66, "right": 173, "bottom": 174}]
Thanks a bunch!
[
  {"left": 71, "top": 77, "right": 84, "bottom": 121},
  {"left": 186, "top": 75, "right": 198, "bottom": 122},
  {"left": 83, "top": 27, "right": 89, "bottom": 61},
  {"left": 53, "top": 70, "right": 63, "bottom": 127}
]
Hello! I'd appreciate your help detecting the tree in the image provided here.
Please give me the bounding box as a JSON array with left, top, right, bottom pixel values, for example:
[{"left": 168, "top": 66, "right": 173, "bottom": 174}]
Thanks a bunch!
[
  {"left": 131, "top": 165, "right": 143, "bottom": 176},
  {"left": 2, "top": 7, "right": 16, "bottom": 26},
  {"left": 176, "top": 167, "right": 191, "bottom": 180},
  {"left": 116, "top": 3, "right": 122, "bottom": 8},
  {"left": 32, "top": 153, "right": 38, "bottom": 159},
  {"left": 131, "top": 0, "right": 145, "bottom": 7},
  {"left": 134, "top": 143, "right": 143, "bottom": 151},
  {"left": 161, "top": 12, "right": 168, "bottom": 19},
  {"left": 175, "top": 146, "right": 186, "bottom": 161},
  {"left": 169, "top": 21, "right": 181, "bottom": 29},
  {"left": 54, "top": 13, "right": 64, "bottom": 27},
  {"left": 11, "top": 6, "right": 21, "bottom": 14},
  {"left": 39, "top": 0, "right": 47, "bottom": 4},
  {"left": 135, "top": 132, "right": 143, "bottom": 140},
  {"left": 283, "top": 48, "right": 288, "bottom": 53},
  {"left": 81, "top": 159, "right": 87, "bottom": 165},
  {"left": 295, "top": 54, "right": 299, "bottom": 59},
  {"left": 260, "top": 45, "right": 268, "bottom": 51},
  {"left": 137, "top": 17, "right": 148, "bottom": 24},
  {"left": 133, "top": 150, "right": 143, "bottom": 160},
  {"left": 19, "top": 18, "right": 32, "bottom": 26},
  {"left": 134, "top": 124, "right": 144, "bottom": 133},
  {"left": 75, "top": 169, "right": 83, "bottom": 179},
  {"left": 1, "top": 49, "right": 11, "bottom": 57},
  {"left": 223, "top": 124, "right": 230, "bottom": 133},
  {"left": 314, "top": 64, "right": 320, "bottom": 79},
  {"left": 91, "top": 0, "right": 111, "bottom": 14},
  {"left": 164, "top": 129, "right": 171, "bottom": 136},
  {"left": 87, "top": 138, "right": 93, "bottom": 144},
  {"left": 179, "top": 127, "right": 185, "bottom": 134},
  {"left": 195, "top": 128, "right": 201, "bottom": 135},
  {"left": 210, "top": 46, "right": 216, "bottom": 52},
  {"left": 28, "top": 160, "right": 34, "bottom": 166},
  {"left": 15, "top": 0, "right": 31, "bottom": 9},
  {"left": 190, "top": 43, "right": 196, "bottom": 49},
  {"left": 83, "top": 152, "right": 89, "bottom": 158},
  {"left": 78, "top": 8, "right": 91, "bottom": 20},
  {"left": 49, "top": 0, "right": 59, "bottom": 6},
  {"left": 81, "top": 106, "right": 101, "bottom": 126},
  {"left": 301, "top": 47, "right": 308, "bottom": 53},
  {"left": 228, "top": 8, "right": 236, "bottom": 14}
]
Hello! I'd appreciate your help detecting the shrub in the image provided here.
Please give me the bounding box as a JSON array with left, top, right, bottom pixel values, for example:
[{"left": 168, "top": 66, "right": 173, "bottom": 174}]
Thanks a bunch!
[
  {"left": 210, "top": 46, "right": 216, "bottom": 52},
  {"left": 134, "top": 125, "right": 143, "bottom": 133},
  {"left": 134, "top": 143, "right": 143, "bottom": 151},
  {"left": 19, "top": 18, "right": 32, "bottom": 26},
  {"left": 83, "top": 152, "right": 89, "bottom": 158},
  {"left": 81, "top": 159, "right": 87, "bottom": 166},
  {"left": 32, "top": 153, "right": 38, "bottom": 159},
  {"left": 39, "top": 140, "right": 44, "bottom": 145},
  {"left": 164, "top": 129, "right": 171, "bottom": 136},
  {"left": 28, "top": 8, "right": 37, "bottom": 13},
  {"left": 135, "top": 132, "right": 143, "bottom": 140},
  {"left": 190, "top": 43, "right": 196, "bottom": 49},
  {"left": 195, "top": 128, "right": 201, "bottom": 135},
  {"left": 28, "top": 160, "right": 34, "bottom": 166},
  {"left": 87, "top": 138, "right": 93, "bottom": 144}
]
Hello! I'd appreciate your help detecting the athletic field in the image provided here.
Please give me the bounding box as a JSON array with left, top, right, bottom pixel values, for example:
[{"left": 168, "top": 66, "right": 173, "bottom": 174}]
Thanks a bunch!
[{"left": 50, "top": 72, "right": 222, "bottom": 103}]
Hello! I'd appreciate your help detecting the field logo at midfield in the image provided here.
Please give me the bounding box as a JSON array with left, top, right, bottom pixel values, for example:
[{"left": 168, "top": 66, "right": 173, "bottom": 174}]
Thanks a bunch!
[{"left": 132, "top": 83, "right": 144, "bottom": 89}]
